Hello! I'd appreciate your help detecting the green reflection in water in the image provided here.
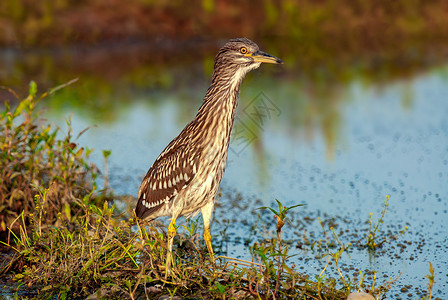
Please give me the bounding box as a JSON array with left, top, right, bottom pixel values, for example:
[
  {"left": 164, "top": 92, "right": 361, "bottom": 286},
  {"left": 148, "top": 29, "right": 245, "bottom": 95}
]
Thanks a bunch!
[{"left": 1, "top": 38, "right": 447, "bottom": 169}]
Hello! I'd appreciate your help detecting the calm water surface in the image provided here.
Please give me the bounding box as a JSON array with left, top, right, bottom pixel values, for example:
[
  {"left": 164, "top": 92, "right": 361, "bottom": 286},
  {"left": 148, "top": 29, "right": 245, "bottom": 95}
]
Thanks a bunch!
[{"left": 4, "top": 47, "right": 448, "bottom": 297}]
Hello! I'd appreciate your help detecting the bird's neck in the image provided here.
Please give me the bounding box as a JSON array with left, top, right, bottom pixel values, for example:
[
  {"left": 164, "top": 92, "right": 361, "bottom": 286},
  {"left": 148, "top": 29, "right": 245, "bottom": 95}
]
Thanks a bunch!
[
  {"left": 199, "top": 67, "right": 248, "bottom": 120},
  {"left": 193, "top": 67, "right": 247, "bottom": 148}
]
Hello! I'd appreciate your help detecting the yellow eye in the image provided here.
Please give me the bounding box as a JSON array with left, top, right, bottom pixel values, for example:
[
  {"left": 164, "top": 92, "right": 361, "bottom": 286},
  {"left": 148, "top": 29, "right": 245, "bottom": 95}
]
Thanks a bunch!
[{"left": 240, "top": 47, "right": 248, "bottom": 54}]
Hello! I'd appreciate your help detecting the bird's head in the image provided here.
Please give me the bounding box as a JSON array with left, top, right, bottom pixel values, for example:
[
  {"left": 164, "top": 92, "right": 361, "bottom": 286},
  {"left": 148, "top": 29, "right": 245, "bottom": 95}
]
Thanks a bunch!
[{"left": 213, "top": 38, "right": 283, "bottom": 80}]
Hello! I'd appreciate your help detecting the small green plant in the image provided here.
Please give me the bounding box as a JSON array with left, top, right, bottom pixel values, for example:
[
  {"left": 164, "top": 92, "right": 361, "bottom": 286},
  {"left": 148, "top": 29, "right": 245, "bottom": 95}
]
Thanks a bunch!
[
  {"left": 250, "top": 199, "right": 304, "bottom": 297},
  {"left": 319, "top": 242, "right": 351, "bottom": 291},
  {"left": 366, "top": 195, "right": 390, "bottom": 250},
  {"left": 102, "top": 149, "right": 112, "bottom": 191},
  {"left": 422, "top": 262, "right": 435, "bottom": 300},
  {"left": 209, "top": 281, "right": 226, "bottom": 299},
  {"left": 315, "top": 217, "right": 353, "bottom": 295}
]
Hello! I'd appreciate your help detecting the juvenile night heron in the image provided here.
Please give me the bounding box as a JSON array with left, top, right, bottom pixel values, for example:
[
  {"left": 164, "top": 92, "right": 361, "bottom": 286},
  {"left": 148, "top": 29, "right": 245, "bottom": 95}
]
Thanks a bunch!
[{"left": 135, "top": 38, "right": 282, "bottom": 274}]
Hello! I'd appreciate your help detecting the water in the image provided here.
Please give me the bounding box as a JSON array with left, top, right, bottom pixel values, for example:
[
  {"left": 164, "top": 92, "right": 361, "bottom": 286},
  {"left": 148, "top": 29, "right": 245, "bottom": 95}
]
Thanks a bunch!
[{"left": 2, "top": 45, "right": 447, "bottom": 298}]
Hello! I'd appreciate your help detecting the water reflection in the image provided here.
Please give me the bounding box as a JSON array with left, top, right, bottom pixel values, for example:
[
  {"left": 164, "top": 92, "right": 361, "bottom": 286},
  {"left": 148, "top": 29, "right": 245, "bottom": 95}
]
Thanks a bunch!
[
  {"left": 1, "top": 42, "right": 447, "bottom": 190},
  {"left": 4, "top": 41, "right": 443, "bottom": 163}
]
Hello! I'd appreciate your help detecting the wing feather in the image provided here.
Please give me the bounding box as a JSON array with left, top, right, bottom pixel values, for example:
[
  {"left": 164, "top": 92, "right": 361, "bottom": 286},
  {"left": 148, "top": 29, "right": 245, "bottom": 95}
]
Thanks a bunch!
[{"left": 135, "top": 139, "right": 199, "bottom": 219}]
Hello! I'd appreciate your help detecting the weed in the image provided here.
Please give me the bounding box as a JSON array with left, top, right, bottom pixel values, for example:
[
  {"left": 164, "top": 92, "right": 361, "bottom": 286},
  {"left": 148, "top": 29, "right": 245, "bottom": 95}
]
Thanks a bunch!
[
  {"left": 366, "top": 195, "right": 390, "bottom": 249},
  {"left": 0, "top": 80, "right": 103, "bottom": 243},
  {"left": 254, "top": 199, "right": 304, "bottom": 297},
  {"left": 365, "top": 195, "right": 408, "bottom": 250},
  {"left": 422, "top": 262, "right": 435, "bottom": 300}
]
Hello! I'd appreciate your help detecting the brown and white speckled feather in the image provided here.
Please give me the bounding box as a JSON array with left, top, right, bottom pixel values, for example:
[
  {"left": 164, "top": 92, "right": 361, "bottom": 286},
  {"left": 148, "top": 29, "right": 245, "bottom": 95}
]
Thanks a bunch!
[
  {"left": 136, "top": 138, "right": 201, "bottom": 219},
  {"left": 135, "top": 38, "right": 280, "bottom": 223}
]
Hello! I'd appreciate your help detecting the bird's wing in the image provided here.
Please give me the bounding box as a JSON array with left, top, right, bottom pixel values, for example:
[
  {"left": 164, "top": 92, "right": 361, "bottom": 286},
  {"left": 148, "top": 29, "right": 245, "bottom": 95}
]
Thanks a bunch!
[{"left": 135, "top": 139, "right": 200, "bottom": 219}]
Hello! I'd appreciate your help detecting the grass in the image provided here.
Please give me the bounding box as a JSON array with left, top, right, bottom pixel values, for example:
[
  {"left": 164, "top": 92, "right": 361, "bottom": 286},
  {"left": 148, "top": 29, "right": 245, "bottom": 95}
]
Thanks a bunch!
[
  {"left": 0, "top": 79, "right": 105, "bottom": 244},
  {"left": 0, "top": 82, "right": 434, "bottom": 299},
  {"left": 2, "top": 191, "right": 372, "bottom": 299}
]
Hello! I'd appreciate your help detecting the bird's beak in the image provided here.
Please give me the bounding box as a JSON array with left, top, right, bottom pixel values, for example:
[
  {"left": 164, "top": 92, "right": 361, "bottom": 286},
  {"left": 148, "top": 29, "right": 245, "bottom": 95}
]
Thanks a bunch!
[{"left": 248, "top": 50, "right": 283, "bottom": 64}]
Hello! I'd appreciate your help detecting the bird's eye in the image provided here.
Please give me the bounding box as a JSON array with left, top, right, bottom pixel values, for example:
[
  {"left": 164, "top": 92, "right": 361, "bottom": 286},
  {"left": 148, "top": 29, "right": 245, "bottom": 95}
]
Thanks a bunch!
[{"left": 240, "top": 47, "right": 248, "bottom": 54}]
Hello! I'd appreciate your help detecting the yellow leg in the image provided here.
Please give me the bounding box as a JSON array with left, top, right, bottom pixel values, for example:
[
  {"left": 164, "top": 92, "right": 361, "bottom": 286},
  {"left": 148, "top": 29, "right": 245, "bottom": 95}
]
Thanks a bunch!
[
  {"left": 165, "top": 217, "right": 177, "bottom": 278},
  {"left": 204, "top": 226, "right": 215, "bottom": 263},
  {"left": 201, "top": 201, "right": 215, "bottom": 263}
]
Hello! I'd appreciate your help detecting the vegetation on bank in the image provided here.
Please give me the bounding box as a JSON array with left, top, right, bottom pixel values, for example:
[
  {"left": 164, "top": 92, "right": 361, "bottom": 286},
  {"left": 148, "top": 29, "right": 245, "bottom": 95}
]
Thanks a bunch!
[
  {"left": 0, "top": 83, "right": 437, "bottom": 299},
  {"left": 0, "top": 79, "right": 104, "bottom": 242}
]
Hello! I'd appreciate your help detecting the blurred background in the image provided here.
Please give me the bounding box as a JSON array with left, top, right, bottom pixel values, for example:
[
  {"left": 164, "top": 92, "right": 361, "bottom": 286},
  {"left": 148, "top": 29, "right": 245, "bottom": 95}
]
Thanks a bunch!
[{"left": 1, "top": 0, "right": 448, "bottom": 297}]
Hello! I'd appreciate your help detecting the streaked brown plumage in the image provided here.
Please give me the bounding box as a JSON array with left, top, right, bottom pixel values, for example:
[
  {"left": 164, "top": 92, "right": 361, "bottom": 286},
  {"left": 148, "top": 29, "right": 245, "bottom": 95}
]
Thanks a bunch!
[{"left": 135, "top": 38, "right": 282, "bottom": 275}]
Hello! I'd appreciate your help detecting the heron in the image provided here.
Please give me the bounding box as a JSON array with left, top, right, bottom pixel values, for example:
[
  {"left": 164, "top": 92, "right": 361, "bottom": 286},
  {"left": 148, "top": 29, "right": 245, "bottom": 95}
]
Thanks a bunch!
[{"left": 135, "top": 38, "right": 282, "bottom": 274}]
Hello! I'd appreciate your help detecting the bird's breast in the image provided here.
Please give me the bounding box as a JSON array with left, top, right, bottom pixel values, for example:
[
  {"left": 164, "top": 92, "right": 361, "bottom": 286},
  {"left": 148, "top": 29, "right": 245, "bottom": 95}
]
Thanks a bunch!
[{"left": 178, "top": 101, "right": 235, "bottom": 215}]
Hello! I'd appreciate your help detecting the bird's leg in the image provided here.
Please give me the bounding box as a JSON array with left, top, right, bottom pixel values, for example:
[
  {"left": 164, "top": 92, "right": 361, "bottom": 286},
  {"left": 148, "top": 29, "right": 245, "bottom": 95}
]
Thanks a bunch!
[
  {"left": 165, "top": 217, "right": 177, "bottom": 278},
  {"left": 204, "top": 225, "right": 215, "bottom": 262},
  {"left": 201, "top": 201, "right": 215, "bottom": 263}
]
